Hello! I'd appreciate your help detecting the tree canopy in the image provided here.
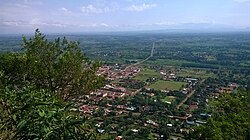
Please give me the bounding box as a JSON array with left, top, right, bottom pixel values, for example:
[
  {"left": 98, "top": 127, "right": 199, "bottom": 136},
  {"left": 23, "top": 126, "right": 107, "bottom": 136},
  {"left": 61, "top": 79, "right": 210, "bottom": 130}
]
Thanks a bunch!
[
  {"left": 0, "top": 87, "right": 95, "bottom": 140},
  {"left": 188, "top": 89, "right": 250, "bottom": 140},
  {"left": 1, "top": 29, "right": 104, "bottom": 100},
  {"left": 0, "top": 29, "right": 105, "bottom": 139}
]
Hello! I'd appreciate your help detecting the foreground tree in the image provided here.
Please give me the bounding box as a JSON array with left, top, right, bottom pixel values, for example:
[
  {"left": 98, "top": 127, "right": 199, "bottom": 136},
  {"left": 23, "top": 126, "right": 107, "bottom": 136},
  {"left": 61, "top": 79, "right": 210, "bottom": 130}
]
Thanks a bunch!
[
  {"left": 0, "top": 52, "right": 27, "bottom": 88},
  {"left": 0, "top": 30, "right": 105, "bottom": 139},
  {"left": 187, "top": 89, "right": 250, "bottom": 140},
  {"left": 0, "top": 87, "right": 95, "bottom": 139},
  {"left": 0, "top": 29, "right": 104, "bottom": 100},
  {"left": 23, "top": 29, "right": 104, "bottom": 99}
]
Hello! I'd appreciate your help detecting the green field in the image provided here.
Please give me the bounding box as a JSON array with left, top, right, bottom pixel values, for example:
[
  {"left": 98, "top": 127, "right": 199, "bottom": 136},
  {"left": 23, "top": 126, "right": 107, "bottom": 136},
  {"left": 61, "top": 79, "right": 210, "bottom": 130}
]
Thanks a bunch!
[
  {"left": 145, "top": 59, "right": 194, "bottom": 66},
  {"left": 240, "top": 61, "right": 250, "bottom": 67},
  {"left": 134, "top": 68, "right": 161, "bottom": 81},
  {"left": 176, "top": 69, "right": 215, "bottom": 78},
  {"left": 161, "top": 96, "right": 176, "bottom": 103},
  {"left": 149, "top": 80, "right": 187, "bottom": 91}
]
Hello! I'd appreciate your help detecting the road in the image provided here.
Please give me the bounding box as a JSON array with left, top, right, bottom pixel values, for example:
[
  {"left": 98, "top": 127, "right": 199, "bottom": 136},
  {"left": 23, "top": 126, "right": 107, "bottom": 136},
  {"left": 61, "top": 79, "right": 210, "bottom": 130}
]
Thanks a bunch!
[
  {"left": 126, "top": 42, "right": 156, "bottom": 95},
  {"left": 131, "top": 88, "right": 143, "bottom": 96},
  {"left": 176, "top": 79, "right": 205, "bottom": 110},
  {"left": 125, "top": 42, "right": 155, "bottom": 70},
  {"left": 176, "top": 89, "right": 195, "bottom": 110},
  {"left": 110, "top": 42, "right": 156, "bottom": 79}
]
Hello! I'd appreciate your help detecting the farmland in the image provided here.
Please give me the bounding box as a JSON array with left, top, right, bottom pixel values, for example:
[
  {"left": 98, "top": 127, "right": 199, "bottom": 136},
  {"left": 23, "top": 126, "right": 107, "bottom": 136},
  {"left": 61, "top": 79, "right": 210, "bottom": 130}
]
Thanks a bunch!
[
  {"left": 133, "top": 68, "right": 161, "bottom": 81},
  {"left": 149, "top": 80, "right": 187, "bottom": 91},
  {"left": 1, "top": 32, "right": 250, "bottom": 140}
]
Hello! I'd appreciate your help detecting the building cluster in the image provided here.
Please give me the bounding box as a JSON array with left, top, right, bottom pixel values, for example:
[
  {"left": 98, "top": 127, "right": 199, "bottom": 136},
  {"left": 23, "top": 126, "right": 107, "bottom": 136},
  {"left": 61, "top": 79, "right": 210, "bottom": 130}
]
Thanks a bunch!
[
  {"left": 74, "top": 63, "right": 240, "bottom": 139},
  {"left": 212, "top": 83, "right": 238, "bottom": 98},
  {"left": 97, "top": 65, "right": 140, "bottom": 80}
]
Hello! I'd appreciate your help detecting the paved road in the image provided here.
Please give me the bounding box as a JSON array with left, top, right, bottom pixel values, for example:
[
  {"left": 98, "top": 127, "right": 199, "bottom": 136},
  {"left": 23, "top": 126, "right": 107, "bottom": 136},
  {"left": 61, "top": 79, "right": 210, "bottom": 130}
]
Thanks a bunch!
[
  {"left": 176, "top": 79, "right": 205, "bottom": 110},
  {"left": 126, "top": 42, "right": 156, "bottom": 95},
  {"left": 110, "top": 42, "right": 156, "bottom": 78},
  {"left": 125, "top": 42, "right": 155, "bottom": 70}
]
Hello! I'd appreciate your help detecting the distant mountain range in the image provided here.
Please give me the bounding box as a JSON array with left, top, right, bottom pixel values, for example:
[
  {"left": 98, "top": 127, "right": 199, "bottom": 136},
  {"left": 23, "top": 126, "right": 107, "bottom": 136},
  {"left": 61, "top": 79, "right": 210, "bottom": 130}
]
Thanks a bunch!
[
  {"left": 132, "top": 23, "right": 250, "bottom": 33},
  {"left": 1, "top": 22, "right": 250, "bottom": 35}
]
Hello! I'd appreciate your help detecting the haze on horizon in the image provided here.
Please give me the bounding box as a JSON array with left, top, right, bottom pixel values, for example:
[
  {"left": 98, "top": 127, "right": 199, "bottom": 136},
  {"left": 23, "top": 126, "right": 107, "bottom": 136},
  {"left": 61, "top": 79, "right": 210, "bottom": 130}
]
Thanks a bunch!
[{"left": 1, "top": 0, "right": 250, "bottom": 34}]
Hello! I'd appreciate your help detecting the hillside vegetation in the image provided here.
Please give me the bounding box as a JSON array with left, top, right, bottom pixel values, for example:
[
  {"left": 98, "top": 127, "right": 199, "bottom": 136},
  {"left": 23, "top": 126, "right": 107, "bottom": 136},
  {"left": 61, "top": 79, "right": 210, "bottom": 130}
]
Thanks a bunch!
[
  {"left": 188, "top": 89, "right": 250, "bottom": 140},
  {"left": 0, "top": 29, "right": 104, "bottom": 140}
]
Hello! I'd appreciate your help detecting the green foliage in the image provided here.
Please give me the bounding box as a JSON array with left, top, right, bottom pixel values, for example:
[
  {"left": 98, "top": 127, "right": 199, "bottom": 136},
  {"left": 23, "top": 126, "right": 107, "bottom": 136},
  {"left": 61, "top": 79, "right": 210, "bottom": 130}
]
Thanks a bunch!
[
  {"left": 0, "top": 52, "right": 27, "bottom": 88},
  {"left": 188, "top": 89, "right": 250, "bottom": 140},
  {"left": 147, "top": 131, "right": 154, "bottom": 140},
  {"left": 0, "top": 29, "right": 104, "bottom": 100},
  {"left": 0, "top": 87, "right": 95, "bottom": 140},
  {"left": 21, "top": 29, "right": 104, "bottom": 99},
  {"left": 0, "top": 29, "right": 105, "bottom": 139}
]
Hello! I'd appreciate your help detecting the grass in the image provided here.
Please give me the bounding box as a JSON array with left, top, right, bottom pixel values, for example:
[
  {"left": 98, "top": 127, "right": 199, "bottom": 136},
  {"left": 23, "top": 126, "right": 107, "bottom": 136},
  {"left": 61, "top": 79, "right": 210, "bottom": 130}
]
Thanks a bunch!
[
  {"left": 134, "top": 68, "right": 161, "bottom": 81},
  {"left": 176, "top": 68, "right": 215, "bottom": 78},
  {"left": 205, "top": 55, "right": 217, "bottom": 61},
  {"left": 161, "top": 96, "right": 176, "bottom": 103},
  {"left": 149, "top": 80, "right": 187, "bottom": 91},
  {"left": 240, "top": 61, "right": 250, "bottom": 67},
  {"left": 99, "top": 133, "right": 116, "bottom": 140},
  {"left": 170, "top": 133, "right": 185, "bottom": 140},
  {"left": 145, "top": 59, "right": 195, "bottom": 66}
]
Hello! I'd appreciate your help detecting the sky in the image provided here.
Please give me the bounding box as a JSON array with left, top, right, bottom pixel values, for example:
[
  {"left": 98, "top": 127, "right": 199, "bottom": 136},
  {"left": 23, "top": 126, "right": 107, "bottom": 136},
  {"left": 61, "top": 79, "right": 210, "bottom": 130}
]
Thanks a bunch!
[{"left": 1, "top": 0, "right": 250, "bottom": 34}]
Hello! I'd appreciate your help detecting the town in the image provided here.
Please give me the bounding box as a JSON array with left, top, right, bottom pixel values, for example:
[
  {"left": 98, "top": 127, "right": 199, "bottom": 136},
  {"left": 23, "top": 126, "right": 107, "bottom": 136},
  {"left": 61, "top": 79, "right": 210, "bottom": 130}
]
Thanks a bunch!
[
  {"left": 70, "top": 62, "right": 239, "bottom": 140},
  {"left": 1, "top": 31, "right": 249, "bottom": 140},
  {"left": 1, "top": 0, "right": 250, "bottom": 139}
]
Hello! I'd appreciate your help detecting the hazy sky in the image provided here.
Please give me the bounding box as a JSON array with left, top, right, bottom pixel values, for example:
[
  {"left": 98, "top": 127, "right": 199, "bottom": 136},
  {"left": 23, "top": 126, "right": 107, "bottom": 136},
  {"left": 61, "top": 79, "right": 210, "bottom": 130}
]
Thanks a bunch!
[{"left": 1, "top": 0, "right": 250, "bottom": 34}]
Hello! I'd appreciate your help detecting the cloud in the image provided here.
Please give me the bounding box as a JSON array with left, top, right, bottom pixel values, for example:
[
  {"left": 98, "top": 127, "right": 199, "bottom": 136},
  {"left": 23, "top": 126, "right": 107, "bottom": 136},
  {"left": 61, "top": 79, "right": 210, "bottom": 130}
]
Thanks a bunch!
[
  {"left": 1, "top": 19, "right": 67, "bottom": 28},
  {"left": 91, "top": 23, "right": 109, "bottom": 28},
  {"left": 1, "top": 21, "right": 23, "bottom": 26},
  {"left": 0, "top": 1, "right": 40, "bottom": 21},
  {"left": 59, "top": 7, "right": 72, "bottom": 15},
  {"left": 23, "top": 0, "right": 43, "bottom": 5},
  {"left": 1, "top": 18, "right": 111, "bottom": 30},
  {"left": 81, "top": 5, "right": 111, "bottom": 14},
  {"left": 127, "top": 3, "right": 157, "bottom": 12},
  {"left": 29, "top": 18, "right": 66, "bottom": 27},
  {"left": 233, "top": 0, "right": 250, "bottom": 2},
  {"left": 14, "top": 3, "right": 30, "bottom": 8},
  {"left": 152, "top": 22, "right": 176, "bottom": 26},
  {"left": 100, "top": 23, "right": 109, "bottom": 27},
  {"left": 59, "top": 7, "right": 69, "bottom": 12}
]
